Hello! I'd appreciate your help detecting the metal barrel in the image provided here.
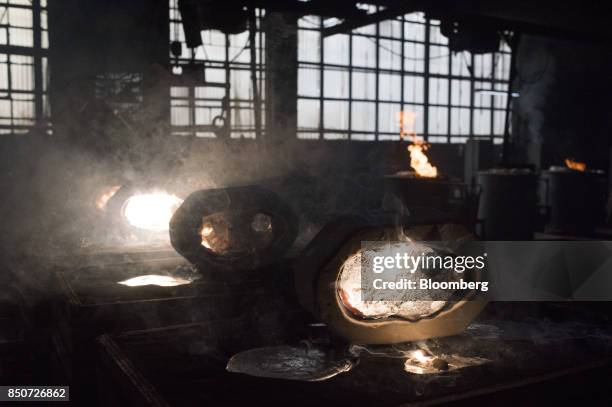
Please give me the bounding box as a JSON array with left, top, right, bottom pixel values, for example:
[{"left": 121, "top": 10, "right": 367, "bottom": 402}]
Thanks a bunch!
[
  {"left": 542, "top": 170, "right": 607, "bottom": 235},
  {"left": 477, "top": 170, "right": 537, "bottom": 240}
]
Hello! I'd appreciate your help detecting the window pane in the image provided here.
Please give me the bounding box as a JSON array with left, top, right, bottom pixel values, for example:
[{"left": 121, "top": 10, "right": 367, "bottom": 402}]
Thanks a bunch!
[
  {"left": 298, "top": 29, "right": 320, "bottom": 63},
  {"left": 379, "top": 20, "right": 402, "bottom": 38},
  {"left": 323, "top": 101, "right": 348, "bottom": 130},
  {"left": 323, "top": 34, "right": 349, "bottom": 65},
  {"left": 378, "top": 102, "right": 401, "bottom": 134},
  {"left": 10, "top": 57, "right": 34, "bottom": 91},
  {"left": 298, "top": 68, "right": 320, "bottom": 97},
  {"left": 379, "top": 73, "right": 401, "bottom": 101},
  {"left": 428, "top": 106, "right": 448, "bottom": 135},
  {"left": 450, "top": 108, "right": 470, "bottom": 135},
  {"left": 9, "top": 27, "right": 33, "bottom": 47},
  {"left": 474, "top": 109, "right": 492, "bottom": 135},
  {"left": 494, "top": 82, "right": 508, "bottom": 108},
  {"left": 298, "top": 99, "right": 320, "bottom": 130},
  {"left": 403, "top": 42, "right": 425, "bottom": 72},
  {"left": 352, "top": 71, "right": 376, "bottom": 100},
  {"left": 474, "top": 54, "right": 493, "bottom": 78},
  {"left": 429, "top": 45, "right": 449, "bottom": 75},
  {"left": 323, "top": 69, "right": 349, "bottom": 98},
  {"left": 494, "top": 110, "right": 506, "bottom": 135},
  {"left": 404, "top": 21, "right": 425, "bottom": 42},
  {"left": 352, "top": 133, "right": 376, "bottom": 141},
  {"left": 351, "top": 102, "right": 376, "bottom": 132},
  {"left": 9, "top": 7, "right": 33, "bottom": 28},
  {"left": 451, "top": 52, "right": 471, "bottom": 77},
  {"left": 474, "top": 82, "right": 492, "bottom": 108},
  {"left": 352, "top": 35, "right": 376, "bottom": 67},
  {"left": 379, "top": 39, "right": 402, "bottom": 70},
  {"left": 451, "top": 80, "right": 470, "bottom": 106},
  {"left": 323, "top": 132, "right": 349, "bottom": 140},
  {"left": 429, "top": 78, "right": 448, "bottom": 105},
  {"left": 403, "top": 75, "right": 424, "bottom": 104}
]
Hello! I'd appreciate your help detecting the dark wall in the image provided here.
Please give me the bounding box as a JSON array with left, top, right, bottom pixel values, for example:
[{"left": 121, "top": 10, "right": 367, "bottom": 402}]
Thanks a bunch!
[
  {"left": 513, "top": 35, "right": 612, "bottom": 171},
  {"left": 47, "top": 0, "right": 170, "bottom": 142}
]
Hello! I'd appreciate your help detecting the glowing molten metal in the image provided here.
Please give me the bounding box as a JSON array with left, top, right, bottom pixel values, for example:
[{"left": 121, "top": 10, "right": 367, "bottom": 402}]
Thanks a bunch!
[
  {"left": 123, "top": 192, "right": 183, "bottom": 232},
  {"left": 118, "top": 275, "right": 191, "bottom": 287},
  {"left": 565, "top": 158, "right": 586, "bottom": 172}
]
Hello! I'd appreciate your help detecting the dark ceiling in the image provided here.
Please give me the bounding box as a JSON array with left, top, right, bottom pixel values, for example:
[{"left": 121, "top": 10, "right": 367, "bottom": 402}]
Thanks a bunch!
[{"left": 242, "top": 0, "right": 612, "bottom": 44}]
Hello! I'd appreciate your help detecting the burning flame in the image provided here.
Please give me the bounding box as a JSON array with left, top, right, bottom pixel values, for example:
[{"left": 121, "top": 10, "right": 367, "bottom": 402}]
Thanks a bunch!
[
  {"left": 96, "top": 185, "right": 121, "bottom": 211},
  {"left": 397, "top": 111, "right": 417, "bottom": 139},
  {"left": 397, "top": 110, "right": 437, "bottom": 178},
  {"left": 122, "top": 192, "right": 183, "bottom": 232},
  {"left": 408, "top": 140, "right": 438, "bottom": 178},
  {"left": 565, "top": 158, "right": 586, "bottom": 172},
  {"left": 118, "top": 275, "right": 191, "bottom": 287}
]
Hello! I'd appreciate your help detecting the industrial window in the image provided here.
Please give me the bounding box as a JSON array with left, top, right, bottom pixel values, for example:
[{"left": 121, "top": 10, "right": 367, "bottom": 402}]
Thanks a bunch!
[
  {"left": 297, "top": 12, "right": 512, "bottom": 143},
  {"left": 0, "top": 0, "right": 50, "bottom": 135},
  {"left": 169, "top": 0, "right": 265, "bottom": 138}
]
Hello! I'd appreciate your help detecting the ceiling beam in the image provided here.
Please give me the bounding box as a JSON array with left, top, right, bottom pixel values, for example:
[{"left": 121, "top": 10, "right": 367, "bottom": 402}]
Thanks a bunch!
[{"left": 322, "top": 4, "right": 418, "bottom": 37}]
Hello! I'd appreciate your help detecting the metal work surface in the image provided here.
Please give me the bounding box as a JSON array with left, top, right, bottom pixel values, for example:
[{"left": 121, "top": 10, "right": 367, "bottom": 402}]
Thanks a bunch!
[{"left": 96, "top": 303, "right": 612, "bottom": 406}]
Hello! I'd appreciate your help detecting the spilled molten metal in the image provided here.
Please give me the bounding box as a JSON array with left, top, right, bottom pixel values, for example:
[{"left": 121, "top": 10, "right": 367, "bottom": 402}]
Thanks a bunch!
[{"left": 118, "top": 275, "right": 192, "bottom": 287}]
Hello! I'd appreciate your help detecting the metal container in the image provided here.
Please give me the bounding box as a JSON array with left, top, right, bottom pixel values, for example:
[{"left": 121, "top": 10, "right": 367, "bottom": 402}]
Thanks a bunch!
[
  {"left": 542, "top": 169, "right": 607, "bottom": 235},
  {"left": 477, "top": 169, "right": 537, "bottom": 240},
  {"left": 294, "top": 217, "right": 486, "bottom": 345},
  {"left": 384, "top": 172, "right": 466, "bottom": 210},
  {"left": 170, "top": 185, "right": 298, "bottom": 275}
]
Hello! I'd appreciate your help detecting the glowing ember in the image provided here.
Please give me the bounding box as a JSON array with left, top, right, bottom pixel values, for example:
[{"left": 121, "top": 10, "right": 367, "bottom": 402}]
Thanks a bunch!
[
  {"left": 200, "top": 222, "right": 214, "bottom": 249},
  {"left": 123, "top": 192, "right": 183, "bottom": 232},
  {"left": 95, "top": 185, "right": 121, "bottom": 211},
  {"left": 565, "top": 158, "right": 586, "bottom": 172},
  {"left": 199, "top": 212, "right": 274, "bottom": 254},
  {"left": 201, "top": 223, "right": 214, "bottom": 236},
  {"left": 408, "top": 140, "right": 438, "bottom": 178},
  {"left": 118, "top": 275, "right": 191, "bottom": 287}
]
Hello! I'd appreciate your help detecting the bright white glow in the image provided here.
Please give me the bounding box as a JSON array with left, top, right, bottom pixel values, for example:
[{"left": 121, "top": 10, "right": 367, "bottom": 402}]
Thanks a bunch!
[
  {"left": 122, "top": 192, "right": 183, "bottom": 232},
  {"left": 412, "top": 350, "right": 430, "bottom": 363},
  {"left": 118, "top": 275, "right": 191, "bottom": 287}
]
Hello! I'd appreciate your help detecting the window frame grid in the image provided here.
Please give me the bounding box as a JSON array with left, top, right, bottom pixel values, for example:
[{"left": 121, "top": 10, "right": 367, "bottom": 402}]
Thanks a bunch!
[
  {"left": 297, "top": 12, "right": 511, "bottom": 143},
  {"left": 0, "top": 0, "right": 50, "bottom": 135},
  {"left": 169, "top": 0, "right": 265, "bottom": 138}
]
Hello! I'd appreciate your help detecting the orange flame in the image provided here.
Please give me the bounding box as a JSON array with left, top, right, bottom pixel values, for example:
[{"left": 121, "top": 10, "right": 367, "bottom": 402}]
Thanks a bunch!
[
  {"left": 397, "top": 111, "right": 438, "bottom": 177},
  {"left": 95, "top": 185, "right": 121, "bottom": 211},
  {"left": 565, "top": 158, "right": 586, "bottom": 172},
  {"left": 397, "top": 111, "right": 417, "bottom": 139},
  {"left": 408, "top": 141, "right": 438, "bottom": 178}
]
